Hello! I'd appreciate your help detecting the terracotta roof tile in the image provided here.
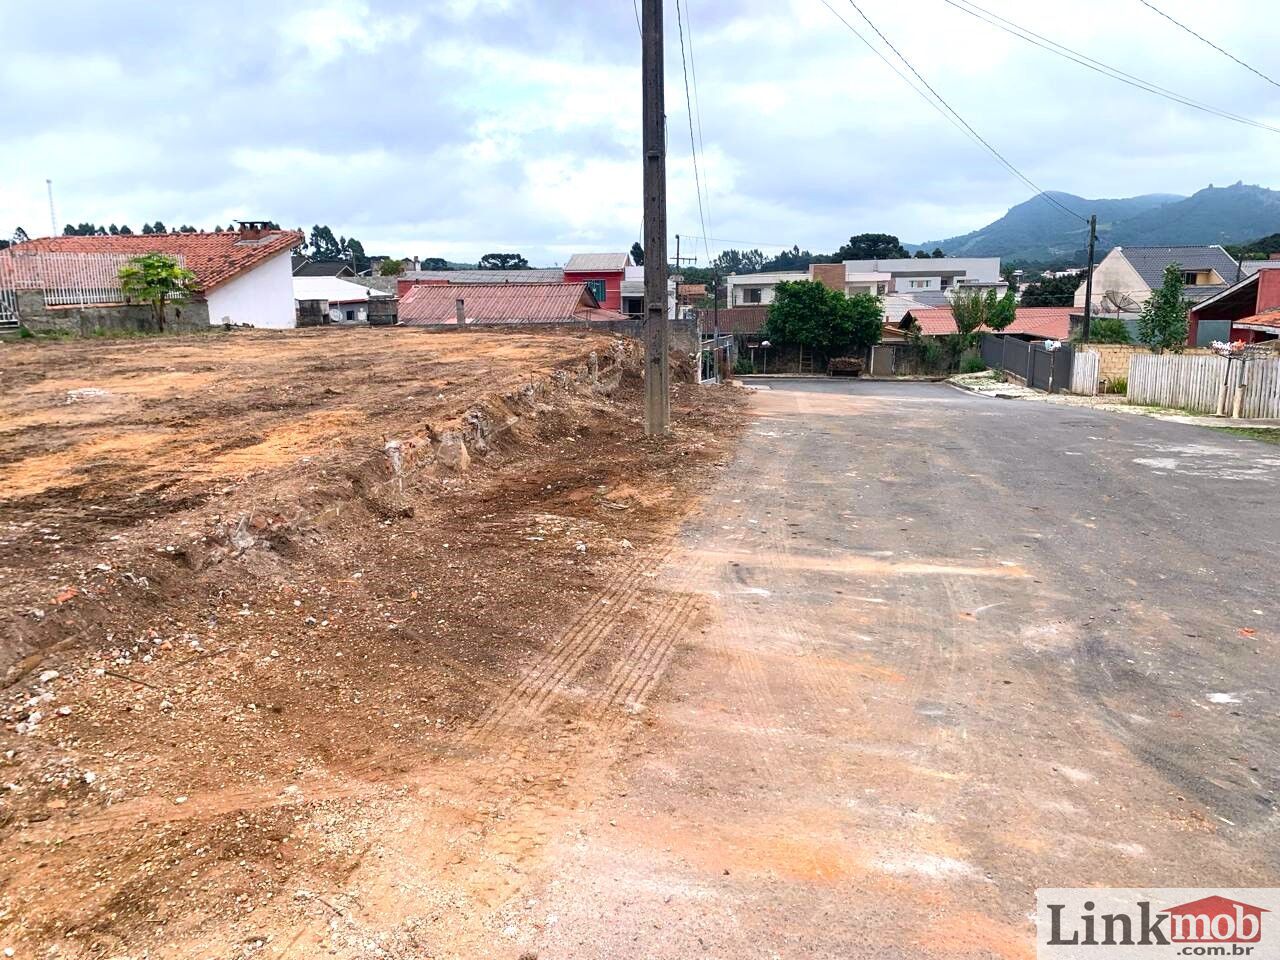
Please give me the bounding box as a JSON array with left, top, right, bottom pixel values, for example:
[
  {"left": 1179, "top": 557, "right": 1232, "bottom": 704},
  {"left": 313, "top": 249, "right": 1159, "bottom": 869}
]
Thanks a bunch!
[
  {"left": 399, "top": 282, "right": 628, "bottom": 325},
  {"left": 902, "top": 306, "right": 1072, "bottom": 340},
  {"left": 10, "top": 230, "right": 302, "bottom": 292}
]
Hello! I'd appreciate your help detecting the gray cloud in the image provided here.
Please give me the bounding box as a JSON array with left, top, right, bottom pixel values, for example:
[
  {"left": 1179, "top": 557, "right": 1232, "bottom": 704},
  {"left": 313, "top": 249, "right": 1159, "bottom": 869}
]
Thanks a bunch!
[{"left": 2, "top": 0, "right": 1276, "bottom": 263}]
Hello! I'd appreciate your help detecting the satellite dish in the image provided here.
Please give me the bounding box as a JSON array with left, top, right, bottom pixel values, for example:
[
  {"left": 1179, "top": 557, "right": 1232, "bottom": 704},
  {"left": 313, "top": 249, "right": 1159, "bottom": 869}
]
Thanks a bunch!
[{"left": 1102, "top": 289, "right": 1140, "bottom": 315}]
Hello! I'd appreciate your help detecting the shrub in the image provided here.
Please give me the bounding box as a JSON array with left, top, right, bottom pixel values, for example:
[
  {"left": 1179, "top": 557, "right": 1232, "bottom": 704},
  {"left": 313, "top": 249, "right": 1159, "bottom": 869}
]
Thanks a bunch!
[
  {"left": 960, "top": 356, "right": 988, "bottom": 374},
  {"left": 1106, "top": 376, "right": 1128, "bottom": 395},
  {"left": 1089, "top": 315, "right": 1132, "bottom": 344},
  {"left": 733, "top": 357, "right": 755, "bottom": 375}
]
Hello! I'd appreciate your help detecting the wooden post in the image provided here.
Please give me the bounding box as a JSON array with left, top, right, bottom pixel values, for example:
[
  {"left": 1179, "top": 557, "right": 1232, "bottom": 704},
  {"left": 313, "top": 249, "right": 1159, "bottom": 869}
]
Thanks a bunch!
[
  {"left": 642, "top": 0, "right": 670, "bottom": 436},
  {"left": 1232, "top": 357, "right": 1247, "bottom": 419}
]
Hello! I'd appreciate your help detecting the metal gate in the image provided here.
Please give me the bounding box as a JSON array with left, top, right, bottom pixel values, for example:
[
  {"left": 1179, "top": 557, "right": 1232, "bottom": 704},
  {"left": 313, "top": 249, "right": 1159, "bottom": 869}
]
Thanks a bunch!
[{"left": 980, "top": 334, "right": 1074, "bottom": 393}]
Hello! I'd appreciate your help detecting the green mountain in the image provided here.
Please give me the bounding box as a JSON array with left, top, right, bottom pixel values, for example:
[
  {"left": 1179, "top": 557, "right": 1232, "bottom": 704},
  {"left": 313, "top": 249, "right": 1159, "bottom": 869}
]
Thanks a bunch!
[{"left": 911, "top": 183, "right": 1280, "bottom": 264}]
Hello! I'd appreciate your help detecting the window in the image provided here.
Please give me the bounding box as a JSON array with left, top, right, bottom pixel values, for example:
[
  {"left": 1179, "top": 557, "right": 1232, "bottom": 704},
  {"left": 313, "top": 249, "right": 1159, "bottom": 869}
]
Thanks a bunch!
[
  {"left": 586, "top": 279, "right": 607, "bottom": 302},
  {"left": 908, "top": 279, "right": 930, "bottom": 290},
  {"left": 745, "top": 288, "right": 763, "bottom": 304}
]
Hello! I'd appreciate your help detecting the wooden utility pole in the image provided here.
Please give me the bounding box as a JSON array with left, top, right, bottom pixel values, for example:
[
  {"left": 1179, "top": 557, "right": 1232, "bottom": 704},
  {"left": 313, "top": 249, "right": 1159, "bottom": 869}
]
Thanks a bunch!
[
  {"left": 642, "top": 0, "right": 670, "bottom": 436},
  {"left": 1081, "top": 213, "right": 1098, "bottom": 343}
]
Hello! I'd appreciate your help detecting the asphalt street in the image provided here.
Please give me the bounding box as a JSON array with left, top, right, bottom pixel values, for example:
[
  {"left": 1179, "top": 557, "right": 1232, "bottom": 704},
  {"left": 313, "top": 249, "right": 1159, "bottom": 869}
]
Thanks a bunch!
[{"left": 530, "top": 378, "right": 1280, "bottom": 959}]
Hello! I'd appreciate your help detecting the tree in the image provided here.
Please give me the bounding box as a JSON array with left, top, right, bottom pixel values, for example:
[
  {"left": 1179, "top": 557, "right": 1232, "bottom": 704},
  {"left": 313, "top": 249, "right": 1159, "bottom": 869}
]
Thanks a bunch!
[
  {"left": 119, "top": 225, "right": 133, "bottom": 235},
  {"left": 151, "top": 221, "right": 166, "bottom": 234},
  {"left": 630, "top": 241, "right": 645, "bottom": 266},
  {"left": 378, "top": 258, "right": 403, "bottom": 276},
  {"left": 478, "top": 252, "right": 530, "bottom": 270},
  {"left": 420, "top": 257, "right": 450, "bottom": 271},
  {"left": 1019, "top": 273, "right": 1080, "bottom": 307},
  {"left": 764, "top": 281, "right": 882, "bottom": 356},
  {"left": 913, "top": 250, "right": 930, "bottom": 259},
  {"left": 931, "top": 248, "right": 945, "bottom": 258},
  {"left": 345, "top": 238, "right": 369, "bottom": 273},
  {"left": 833, "top": 233, "right": 907, "bottom": 261},
  {"left": 309, "top": 225, "right": 341, "bottom": 260},
  {"left": 141, "top": 223, "right": 154, "bottom": 235},
  {"left": 1089, "top": 315, "right": 1132, "bottom": 344},
  {"left": 118, "top": 253, "right": 197, "bottom": 333},
  {"left": 1136, "top": 263, "right": 1189, "bottom": 352}
]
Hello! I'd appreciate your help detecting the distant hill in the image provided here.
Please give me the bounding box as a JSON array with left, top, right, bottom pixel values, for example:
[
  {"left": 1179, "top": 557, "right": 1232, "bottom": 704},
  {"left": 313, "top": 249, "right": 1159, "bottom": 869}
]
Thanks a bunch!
[{"left": 910, "top": 183, "right": 1280, "bottom": 264}]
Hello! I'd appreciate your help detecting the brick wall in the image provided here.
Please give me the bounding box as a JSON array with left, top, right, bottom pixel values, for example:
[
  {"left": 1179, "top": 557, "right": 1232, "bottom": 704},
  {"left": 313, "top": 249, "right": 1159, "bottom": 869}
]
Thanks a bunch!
[
  {"left": 1085, "top": 343, "right": 1214, "bottom": 382},
  {"left": 809, "top": 263, "right": 844, "bottom": 291}
]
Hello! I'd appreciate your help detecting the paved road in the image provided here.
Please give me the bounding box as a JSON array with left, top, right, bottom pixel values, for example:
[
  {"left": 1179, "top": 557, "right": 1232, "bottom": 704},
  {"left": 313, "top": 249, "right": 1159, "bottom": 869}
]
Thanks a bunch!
[{"left": 531, "top": 379, "right": 1280, "bottom": 959}]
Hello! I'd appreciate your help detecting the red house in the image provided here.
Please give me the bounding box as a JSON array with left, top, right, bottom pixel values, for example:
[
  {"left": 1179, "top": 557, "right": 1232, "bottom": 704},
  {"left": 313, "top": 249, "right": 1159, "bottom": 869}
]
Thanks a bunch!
[
  {"left": 563, "top": 253, "right": 631, "bottom": 312},
  {"left": 1188, "top": 259, "right": 1280, "bottom": 345}
]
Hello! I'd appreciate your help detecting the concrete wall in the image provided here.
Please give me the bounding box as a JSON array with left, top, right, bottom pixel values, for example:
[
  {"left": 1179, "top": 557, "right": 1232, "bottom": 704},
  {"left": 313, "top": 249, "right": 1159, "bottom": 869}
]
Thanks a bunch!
[
  {"left": 1075, "top": 250, "right": 1148, "bottom": 310},
  {"left": 206, "top": 249, "right": 296, "bottom": 328},
  {"left": 16, "top": 289, "right": 211, "bottom": 335}
]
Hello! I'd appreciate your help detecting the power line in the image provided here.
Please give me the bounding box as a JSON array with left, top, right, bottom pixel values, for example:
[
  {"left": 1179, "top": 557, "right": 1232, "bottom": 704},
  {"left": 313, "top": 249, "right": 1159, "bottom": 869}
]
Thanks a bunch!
[
  {"left": 674, "top": 0, "right": 712, "bottom": 264},
  {"left": 630, "top": 0, "right": 641, "bottom": 36},
  {"left": 1135, "top": 0, "right": 1279, "bottom": 90},
  {"left": 942, "top": 0, "right": 1280, "bottom": 135},
  {"left": 682, "top": 0, "right": 714, "bottom": 262},
  {"left": 830, "top": 0, "right": 1086, "bottom": 224}
]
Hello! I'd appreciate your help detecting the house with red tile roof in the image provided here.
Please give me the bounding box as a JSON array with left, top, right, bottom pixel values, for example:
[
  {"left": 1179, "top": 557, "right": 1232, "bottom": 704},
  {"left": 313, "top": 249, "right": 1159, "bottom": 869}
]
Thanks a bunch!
[
  {"left": 8, "top": 223, "right": 302, "bottom": 328},
  {"left": 398, "top": 281, "right": 628, "bottom": 326},
  {"left": 898, "top": 305, "right": 1073, "bottom": 341}
]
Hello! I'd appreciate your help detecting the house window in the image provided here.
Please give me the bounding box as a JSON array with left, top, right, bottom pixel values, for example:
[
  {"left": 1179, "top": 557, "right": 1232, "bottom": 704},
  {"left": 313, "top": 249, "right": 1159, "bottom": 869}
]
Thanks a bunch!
[
  {"left": 908, "top": 279, "right": 930, "bottom": 289},
  {"left": 745, "top": 288, "right": 763, "bottom": 304},
  {"left": 586, "top": 279, "right": 607, "bottom": 302}
]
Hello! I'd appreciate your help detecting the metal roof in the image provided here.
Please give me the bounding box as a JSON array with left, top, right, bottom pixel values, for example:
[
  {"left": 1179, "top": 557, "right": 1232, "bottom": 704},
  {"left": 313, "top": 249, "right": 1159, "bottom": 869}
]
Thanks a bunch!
[
  {"left": 401, "top": 268, "right": 564, "bottom": 284},
  {"left": 1114, "top": 245, "right": 1239, "bottom": 290},
  {"left": 398, "top": 282, "right": 626, "bottom": 325},
  {"left": 565, "top": 252, "right": 630, "bottom": 272}
]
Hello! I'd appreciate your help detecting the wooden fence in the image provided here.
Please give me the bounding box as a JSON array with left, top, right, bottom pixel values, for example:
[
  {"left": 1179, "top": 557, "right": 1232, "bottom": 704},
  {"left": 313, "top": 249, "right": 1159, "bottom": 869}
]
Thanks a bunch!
[
  {"left": 1071, "top": 350, "right": 1100, "bottom": 395},
  {"left": 1129, "top": 353, "right": 1280, "bottom": 418}
]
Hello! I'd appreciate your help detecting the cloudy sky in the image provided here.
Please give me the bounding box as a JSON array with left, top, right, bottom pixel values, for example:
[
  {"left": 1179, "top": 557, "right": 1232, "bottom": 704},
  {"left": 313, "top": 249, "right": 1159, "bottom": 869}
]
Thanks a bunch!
[{"left": 2, "top": 0, "right": 1276, "bottom": 264}]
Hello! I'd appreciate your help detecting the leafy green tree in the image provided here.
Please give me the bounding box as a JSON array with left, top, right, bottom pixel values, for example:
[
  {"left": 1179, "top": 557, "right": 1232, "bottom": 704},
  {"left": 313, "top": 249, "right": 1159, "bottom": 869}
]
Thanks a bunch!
[
  {"left": 833, "top": 233, "right": 907, "bottom": 260},
  {"left": 712, "top": 248, "right": 767, "bottom": 274},
  {"left": 377, "top": 258, "right": 403, "bottom": 276},
  {"left": 1019, "top": 273, "right": 1080, "bottom": 307},
  {"left": 478, "top": 252, "right": 530, "bottom": 270},
  {"left": 420, "top": 257, "right": 450, "bottom": 270},
  {"left": 1136, "top": 263, "right": 1189, "bottom": 352},
  {"left": 345, "top": 238, "right": 369, "bottom": 273},
  {"left": 119, "top": 225, "right": 133, "bottom": 235},
  {"left": 1089, "top": 315, "right": 1132, "bottom": 344},
  {"left": 764, "top": 281, "right": 882, "bottom": 355},
  {"left": 931, "top": 248, "right": 945, "bottom": 258},
  {"left": 630, "top": 241, "right": 644, "bottom": 266},
  {"left": 118, "top": 253, "right": 197, "bottom": 333}
]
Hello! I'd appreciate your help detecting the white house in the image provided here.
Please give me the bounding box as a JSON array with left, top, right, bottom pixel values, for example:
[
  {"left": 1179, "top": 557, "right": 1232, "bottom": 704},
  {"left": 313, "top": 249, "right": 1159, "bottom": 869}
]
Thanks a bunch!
[
  {"left": 724, "top": 271, "right": 808, "bottom": 307},
  {"left": 293, "top": 276, "right": 386, "bottom": 324},
  {"left": 13, "top": 222, "right": 303, "bottom": 328}
]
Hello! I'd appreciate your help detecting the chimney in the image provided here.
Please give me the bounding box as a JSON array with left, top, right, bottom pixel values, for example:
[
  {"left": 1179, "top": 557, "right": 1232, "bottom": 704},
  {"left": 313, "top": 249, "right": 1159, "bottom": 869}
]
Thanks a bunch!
[
  {"left": 455, "top": 297, "right": 465, "bottom": 324},
  {"left": 235, "top": 220, "right": 271, "bottom": 242}
]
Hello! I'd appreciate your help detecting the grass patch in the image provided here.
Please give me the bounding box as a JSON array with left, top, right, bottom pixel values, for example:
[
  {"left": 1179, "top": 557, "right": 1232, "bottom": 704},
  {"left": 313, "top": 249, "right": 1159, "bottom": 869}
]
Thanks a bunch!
[{"left": 1216, "top": 426, "right": 1280, "bottom": 445}]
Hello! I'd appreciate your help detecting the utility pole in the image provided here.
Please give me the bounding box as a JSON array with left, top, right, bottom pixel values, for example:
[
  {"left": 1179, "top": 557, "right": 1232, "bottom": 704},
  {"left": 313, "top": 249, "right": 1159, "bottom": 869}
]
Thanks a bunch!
[
  {"left": 46, "top": 179, "right": 57, "bottom": 238},
  {"left": 1081, "top": 213, "right": 1097, "bottom": 343},
  {"left": 642, "top": 0, "right": 670, "bottom": 436}
]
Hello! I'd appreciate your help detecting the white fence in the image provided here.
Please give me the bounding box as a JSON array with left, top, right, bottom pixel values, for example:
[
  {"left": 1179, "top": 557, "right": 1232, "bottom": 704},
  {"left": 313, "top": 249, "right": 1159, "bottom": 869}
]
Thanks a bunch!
[
  {"left": 1129, "top": 353, "right": 1280, "bottom": 418},
  {"left": 1071, "top": 349, "right": 1100, "bottom": 395},
  {"left": 0, "top": 251, "right": 188, "bottom": 315}
]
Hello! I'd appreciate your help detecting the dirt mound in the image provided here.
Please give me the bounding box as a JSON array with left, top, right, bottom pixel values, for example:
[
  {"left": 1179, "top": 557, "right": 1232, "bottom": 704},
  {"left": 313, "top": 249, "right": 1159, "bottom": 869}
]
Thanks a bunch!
[{"left": 0, "top": 328, "right": 747, "bottom": 956}]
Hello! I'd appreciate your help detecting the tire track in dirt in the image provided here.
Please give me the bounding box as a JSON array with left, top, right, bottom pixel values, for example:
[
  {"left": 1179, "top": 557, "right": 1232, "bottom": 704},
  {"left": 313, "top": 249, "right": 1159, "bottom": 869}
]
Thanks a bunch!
[{"left": 276, "top": 531, "right": 712, "bottom": 955}]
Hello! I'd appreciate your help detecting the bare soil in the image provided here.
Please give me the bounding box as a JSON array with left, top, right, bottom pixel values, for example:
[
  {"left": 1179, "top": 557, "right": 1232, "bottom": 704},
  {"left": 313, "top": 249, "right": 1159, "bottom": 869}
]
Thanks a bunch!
[{"left": 0, "top": 328, "right": 747, "bottom": 957}]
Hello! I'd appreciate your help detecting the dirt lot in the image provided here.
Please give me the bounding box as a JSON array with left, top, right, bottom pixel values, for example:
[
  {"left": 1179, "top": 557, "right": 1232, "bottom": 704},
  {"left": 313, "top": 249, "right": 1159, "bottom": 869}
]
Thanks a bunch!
[{"left": 0, "top": 328, "right": 747, "bottom": 957}]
